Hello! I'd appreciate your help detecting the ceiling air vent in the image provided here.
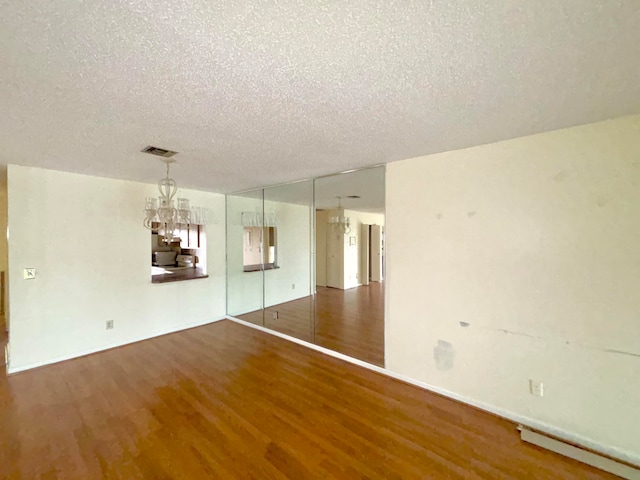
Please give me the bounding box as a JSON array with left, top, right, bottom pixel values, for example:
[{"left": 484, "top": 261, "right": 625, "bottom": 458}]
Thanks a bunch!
[{"left": 141, "top": 146, "right": 178, "bottom": 158}]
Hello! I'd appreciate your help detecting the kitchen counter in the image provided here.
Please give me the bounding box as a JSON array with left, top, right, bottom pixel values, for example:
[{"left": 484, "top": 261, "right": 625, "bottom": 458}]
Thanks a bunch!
[{"left": 152, "top": 266, "right": 208, "bottom": 284}]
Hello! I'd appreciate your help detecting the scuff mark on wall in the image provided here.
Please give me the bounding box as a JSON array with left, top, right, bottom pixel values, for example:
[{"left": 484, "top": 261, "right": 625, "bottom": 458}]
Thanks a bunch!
[
  {"left": 596, "top": 196, "right": 609, "bottom": 208},
  {"left": 467, "top": 211, "right": 477, "bottom": 217},
  {"left": 495, "top": 328, "right": 540, "bottom": 339},
  {"left": 434, "top": 340, "right": 455, "bottom": 371},
  {"left": 553, "top": 170, "right": 570, "bottom": 182},
  {"left": 459, "top": 322, "right": 639, "bottom": 359},
  {"left": 601, "top": 348, "right": 640, "bottom": 358},
  {"left": 473, "top": 328, "right": 640, "bottom": 359},
  {"left": 436, "top": 213, "right": 442, "bottom": 220}
]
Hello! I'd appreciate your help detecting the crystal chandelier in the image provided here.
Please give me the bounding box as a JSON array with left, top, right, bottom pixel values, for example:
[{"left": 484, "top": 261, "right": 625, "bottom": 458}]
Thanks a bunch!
[
  {"left": 328, "top": 196, "right": 351, "bottom": 235},
  {"left": 143, "top": 159, "right": 190, "bottom": 240}
]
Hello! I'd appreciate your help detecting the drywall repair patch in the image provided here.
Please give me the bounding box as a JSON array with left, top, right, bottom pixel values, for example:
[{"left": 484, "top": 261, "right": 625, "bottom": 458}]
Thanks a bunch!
[{"left": 434, "top": 340, "right": 455, "bottom": 371}]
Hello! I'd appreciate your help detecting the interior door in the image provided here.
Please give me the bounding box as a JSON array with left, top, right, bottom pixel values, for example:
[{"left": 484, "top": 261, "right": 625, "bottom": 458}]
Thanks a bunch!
[
  {"left": 361, "top": 224, "right": 370, "bottom": 286},
  {"left": 370, "top": 224, "right": 383, "bottom": 282},
  {"left": 325, "top": 227, "right": 343, "bottom": 288}
]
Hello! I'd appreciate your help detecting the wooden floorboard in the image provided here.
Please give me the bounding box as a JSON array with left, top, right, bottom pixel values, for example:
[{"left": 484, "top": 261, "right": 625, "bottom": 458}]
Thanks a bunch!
[
  {"left": 239, "top": 282, "right": 385, "bottom": 366},
  {"left": 0, "top": 320, "right": 616, "bottom": 479}
]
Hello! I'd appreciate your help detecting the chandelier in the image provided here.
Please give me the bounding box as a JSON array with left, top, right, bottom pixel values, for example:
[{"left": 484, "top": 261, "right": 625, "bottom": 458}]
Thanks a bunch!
[
  {"left": 328, "top": 196, "right": 351, "bottom": 235},
  {"left": 143, "top": 159, "right": 190, "bottom": 240}
]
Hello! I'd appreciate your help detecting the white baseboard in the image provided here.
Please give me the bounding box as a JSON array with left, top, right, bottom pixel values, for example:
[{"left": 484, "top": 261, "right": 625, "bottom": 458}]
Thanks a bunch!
[
  {"left": 226, "top": 316, "right": 640, "bottom": 468},
  {"left": 519, "top": 427, "right": 640, "bottom": 479},
  {"left": 7, "top": 316, "right": 226, "bottom": 374}
]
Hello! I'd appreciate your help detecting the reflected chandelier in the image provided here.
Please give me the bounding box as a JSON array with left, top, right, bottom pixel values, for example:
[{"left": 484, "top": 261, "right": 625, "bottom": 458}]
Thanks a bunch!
[
  {"left": 143, "top": 159, "right": 190, "bottom": 240},
  {"left": 328, "top": 196, "right": 351, "bottom": 235}
]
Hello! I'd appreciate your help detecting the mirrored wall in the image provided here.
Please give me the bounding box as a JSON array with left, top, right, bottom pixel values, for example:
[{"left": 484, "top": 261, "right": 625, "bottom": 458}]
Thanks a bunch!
[
  {"left": 226, "top": 166, "right": 385, "bottom": 366},
  {"left": 226, "top": 180, "right": 314, "bottom": 340},
  {"left": 314, "top": 167, "right": 385, "bottom": 365}
]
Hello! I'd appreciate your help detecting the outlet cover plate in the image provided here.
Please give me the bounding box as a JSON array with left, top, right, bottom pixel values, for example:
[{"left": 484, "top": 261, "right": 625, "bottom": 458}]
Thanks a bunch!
[{"left": 529, "top": 379, "right": 544, "bottom": 397}]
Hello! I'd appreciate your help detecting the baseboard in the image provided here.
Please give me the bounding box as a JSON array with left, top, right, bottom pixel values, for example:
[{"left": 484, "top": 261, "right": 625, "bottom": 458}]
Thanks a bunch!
[
  {"left": 226, "top": 316, "right": 640, "bottom": 468},
  {"left": 519, "top": 426, "right": 640, "bottom": 479},
  {"left": 7, "top": 316, "right": 226, "bottom": 374}
]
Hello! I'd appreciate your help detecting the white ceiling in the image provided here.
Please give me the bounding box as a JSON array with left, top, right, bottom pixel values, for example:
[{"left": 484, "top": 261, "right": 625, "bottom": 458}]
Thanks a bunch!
[{"left": 1, "top": 1, "right": 639, "bottom": 194}]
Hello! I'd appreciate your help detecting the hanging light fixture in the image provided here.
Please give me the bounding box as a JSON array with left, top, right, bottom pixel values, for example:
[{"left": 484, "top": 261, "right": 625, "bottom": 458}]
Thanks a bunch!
[
  {"left": 328, "top": 196, "right": 351, "bottom": 235},
  {"left": 143, "top": 159, "right": 190, "bottom": 240}
]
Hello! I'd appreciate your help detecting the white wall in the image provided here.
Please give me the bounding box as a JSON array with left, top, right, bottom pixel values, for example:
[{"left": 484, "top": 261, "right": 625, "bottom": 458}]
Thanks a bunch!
[
  {"left": 386, "top": 115, "right": 640, "bottom": 463},
  {"left": 226, "top": 195, "right": 311, "bottom": 316},
  {"left": 7, "top": 165, "right": 226, "bottom": 372},
  {"left": 263, "top": 199, "right": 312, "bottom": 307}
]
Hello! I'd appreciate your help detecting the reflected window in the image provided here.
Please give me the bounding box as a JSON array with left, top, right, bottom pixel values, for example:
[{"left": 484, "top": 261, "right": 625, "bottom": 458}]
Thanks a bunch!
[{"left": 243, "top": 226, "right": 277, "bottom": 272}]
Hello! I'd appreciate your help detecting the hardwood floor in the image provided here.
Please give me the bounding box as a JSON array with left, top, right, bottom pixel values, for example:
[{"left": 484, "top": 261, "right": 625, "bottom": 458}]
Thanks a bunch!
[
  {"left": 238, "top": 282, "right": 385, "bottom": 366},
  {"left": 0, "top": 320, "right": 616, "bottom": 479}
]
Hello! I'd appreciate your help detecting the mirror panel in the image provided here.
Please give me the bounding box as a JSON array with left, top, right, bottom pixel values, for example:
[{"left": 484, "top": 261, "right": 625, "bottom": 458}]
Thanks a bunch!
[
  {"left": 226, "top": 189, "right": 264, "bottom": 325},
  {"left": 263, "top": 180, "right": 314, "bottom": 341},
  {"left": 313, "top": 167, "right": 385, "bottom": 366},
  {"left": 225, "top": 167, "right": 385, "bottom": 367}
]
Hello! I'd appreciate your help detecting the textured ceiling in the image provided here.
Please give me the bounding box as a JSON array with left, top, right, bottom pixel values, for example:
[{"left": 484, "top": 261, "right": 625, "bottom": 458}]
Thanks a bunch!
[{"left": 1, "top": 1, "right": 639, "bottom": 194}]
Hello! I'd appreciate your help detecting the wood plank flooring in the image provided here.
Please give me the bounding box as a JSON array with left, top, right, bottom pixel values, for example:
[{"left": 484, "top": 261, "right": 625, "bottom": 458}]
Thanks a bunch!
[
  {"left": 238, "top": 283, "right": 385, "bottom": 366},
  {"left": 0, "top": 320, "right": 616, "bottom": 479}
]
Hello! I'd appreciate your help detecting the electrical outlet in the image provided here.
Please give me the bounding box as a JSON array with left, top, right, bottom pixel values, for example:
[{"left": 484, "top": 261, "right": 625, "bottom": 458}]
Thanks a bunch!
[
  {"left": 106, "top": 320, "right": 114, "bottom": 330},
  {"left": 23, "top": 268, "right": 36, "bottom": 280},
  {"left": 272, "top": 311, "right": 278, "bottom": 320},
  {"left": 529, "top": 379, "right": 544, "bottom": 397}
]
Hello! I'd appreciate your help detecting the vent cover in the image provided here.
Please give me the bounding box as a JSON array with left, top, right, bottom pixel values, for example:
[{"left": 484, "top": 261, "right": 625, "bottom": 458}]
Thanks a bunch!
[{"left": 141, "top": 146, "right": 178, "bottom": 158}]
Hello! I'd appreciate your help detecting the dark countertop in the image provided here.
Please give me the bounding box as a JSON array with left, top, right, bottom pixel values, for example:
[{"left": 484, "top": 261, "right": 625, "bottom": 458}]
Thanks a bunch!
[
  {"left": 152, "top": 267, "right": 209, "bottom": 284},
  {"left": 243, "top": 263, "right": 280, "bottom": 273}
]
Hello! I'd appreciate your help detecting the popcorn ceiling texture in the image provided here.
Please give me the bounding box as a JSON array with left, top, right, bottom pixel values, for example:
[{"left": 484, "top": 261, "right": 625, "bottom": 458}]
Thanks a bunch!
[{"left": 0, "top": 1, "right": 639, "bottom": 193}]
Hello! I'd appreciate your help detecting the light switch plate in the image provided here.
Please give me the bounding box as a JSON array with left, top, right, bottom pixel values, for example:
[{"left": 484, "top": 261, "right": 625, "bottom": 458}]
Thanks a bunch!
[{"left": 23, "top": 268, "right": 36, "bottom": 280}]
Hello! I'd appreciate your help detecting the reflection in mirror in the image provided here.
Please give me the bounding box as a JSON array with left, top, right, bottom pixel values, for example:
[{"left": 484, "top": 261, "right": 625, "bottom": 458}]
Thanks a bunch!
[
  {"left": 314, "top": 166, "right": 385, "bottom": 366},
  {"left": 243, "top": 226, "right": 277, "bottom": 272},
  {"left": 262, "top": 180, "right": 313, "bottom": 341},
  {"left": 226, "top": 189, "right": 264, "bottom": 325}
]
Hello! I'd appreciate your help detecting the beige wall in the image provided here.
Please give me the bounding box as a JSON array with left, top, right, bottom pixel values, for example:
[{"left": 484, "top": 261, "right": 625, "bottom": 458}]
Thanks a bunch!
[
  {"left": 7, "top": 165, "right": 227, "bottom": 372},
  {"left": 386, "top": 115, "right": 640, "bottom": 464}
]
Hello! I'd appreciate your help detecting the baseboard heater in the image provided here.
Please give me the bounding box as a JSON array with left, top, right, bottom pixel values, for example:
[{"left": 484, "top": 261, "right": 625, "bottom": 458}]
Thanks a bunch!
[{"left": 518, "top": 426, "right": 640, "bottom": 479}]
